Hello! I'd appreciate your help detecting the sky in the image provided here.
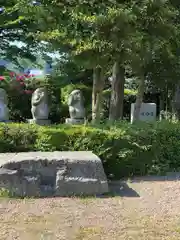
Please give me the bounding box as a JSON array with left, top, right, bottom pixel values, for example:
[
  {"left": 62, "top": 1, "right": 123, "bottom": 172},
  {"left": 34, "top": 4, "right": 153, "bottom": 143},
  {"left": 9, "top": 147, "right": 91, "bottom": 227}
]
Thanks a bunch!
[
  {"left": 1, "top": 41, "right": 61, "bottom": 75},
  {"left": 10, "top": 40, "right": 61, "bottom": 59}
]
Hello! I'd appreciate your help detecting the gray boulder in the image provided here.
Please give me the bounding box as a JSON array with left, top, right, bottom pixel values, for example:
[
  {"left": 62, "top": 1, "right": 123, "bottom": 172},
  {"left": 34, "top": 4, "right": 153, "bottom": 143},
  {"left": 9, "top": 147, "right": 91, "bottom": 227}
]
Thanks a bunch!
[{"left": 0, "top": 151, "right": 109, "bottom": 197}]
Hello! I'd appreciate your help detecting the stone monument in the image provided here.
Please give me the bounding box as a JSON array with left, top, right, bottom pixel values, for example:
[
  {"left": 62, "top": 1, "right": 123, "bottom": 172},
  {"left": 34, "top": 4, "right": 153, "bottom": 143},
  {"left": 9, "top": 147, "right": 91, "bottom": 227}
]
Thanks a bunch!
[
  {"left": 66, "top": 89, "right": 85, "bottom": 124},
  {"left": 28, "top": 87, "right": 50, "bottom": 125},
  {"left": 0, "top": 151, "right": 109, "bottom": 197},
  {"left": 0, "top": 88, "right": 9, "bottom": 122},
  {"left": 131, "top": 103, "right": 157, "bottom": 123}
]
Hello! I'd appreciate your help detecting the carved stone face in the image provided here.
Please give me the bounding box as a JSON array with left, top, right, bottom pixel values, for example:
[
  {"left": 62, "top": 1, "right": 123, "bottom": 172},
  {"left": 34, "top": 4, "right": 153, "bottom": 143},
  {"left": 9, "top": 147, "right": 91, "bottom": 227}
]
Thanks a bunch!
[
  {"left": 0, "top": 88, "right": 8, "bottom": 104},
  {"left": 69, "top": 90, "right": 83, "bottom": 105},
  {"left": 73, "top": 90, "right": 81, "bottom": 101}
]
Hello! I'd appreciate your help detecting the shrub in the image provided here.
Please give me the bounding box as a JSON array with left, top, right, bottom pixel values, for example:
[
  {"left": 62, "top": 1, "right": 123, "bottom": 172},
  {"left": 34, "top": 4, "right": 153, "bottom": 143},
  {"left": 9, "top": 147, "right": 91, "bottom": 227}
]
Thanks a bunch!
[
  {"left": 0, "top": 71, "right": 35, "bottom": 121},
  {"left": 0, "top": 121, "right": 180, "bottom": 179},
  {"left": 0, "top": 71, "right": 62, "bottom": 123},
  {"left": 0, "top": 123, "right": 38, "bottom": 152}
]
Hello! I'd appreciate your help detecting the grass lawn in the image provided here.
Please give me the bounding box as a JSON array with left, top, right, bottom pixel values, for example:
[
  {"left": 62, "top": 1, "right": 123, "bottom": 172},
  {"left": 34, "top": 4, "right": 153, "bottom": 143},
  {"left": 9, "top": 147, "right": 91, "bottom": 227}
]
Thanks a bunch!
[{"left": 0, "top": 179, "right": 180, "bottom": 239}]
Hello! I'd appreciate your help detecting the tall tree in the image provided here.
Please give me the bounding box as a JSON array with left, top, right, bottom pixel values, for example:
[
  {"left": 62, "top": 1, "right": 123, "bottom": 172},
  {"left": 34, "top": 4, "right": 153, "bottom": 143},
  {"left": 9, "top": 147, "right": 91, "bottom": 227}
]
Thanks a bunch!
[
  {"left": 17, "top": 0, "right": 111, "bottom": 121},
  {"left": 130, "top": 0, "right": 179, "bottom": 123},
  {"left": 17, "top": 0, "right": 180, "bottom": 123},
  {"left": 0, "top": 0, "right": 38, "bottom": 64},
  {"left": 109, "top": 63, "right": 125, "bottom": 120}
]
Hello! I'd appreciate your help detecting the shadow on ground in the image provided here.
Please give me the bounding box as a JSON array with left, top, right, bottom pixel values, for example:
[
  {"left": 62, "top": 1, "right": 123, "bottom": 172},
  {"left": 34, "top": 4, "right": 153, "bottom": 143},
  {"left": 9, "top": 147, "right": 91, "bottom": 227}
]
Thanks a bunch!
[
  {"left": 128, "top": 173, "right": 180, "bottom": 183},
  {"left": 96, "top": 182, "right": 140, "bottom": 198}
]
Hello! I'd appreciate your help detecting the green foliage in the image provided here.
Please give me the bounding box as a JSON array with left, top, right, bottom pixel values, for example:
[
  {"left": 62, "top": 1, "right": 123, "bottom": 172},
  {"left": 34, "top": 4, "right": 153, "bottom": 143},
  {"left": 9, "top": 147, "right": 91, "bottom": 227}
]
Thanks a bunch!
[
  {"left": 1, "top": 121, "right": 180, "bottom": 179},
  {"left": 0, "top": 188, "right": 11, "bottom": 198},
  {"left": 0, "top": 71, "right": 62, "bottom": 122},
  {"left": 8, "top": 89, "right": 31, "bottom": 121},
  {"left": 42, "top": 75, "right": 61, "bottom": 124},
  {"left": 0, "top": 124, "right": 37, "bottom": 152},
  {"left": 0, "top": 71, "right": 48, "bottom": 121},
  {"left": 34, "top": 132, "right": 56, "bottom": 151},
  {"left": 0, "top": 0, "right": 38, "bottom": 63}
]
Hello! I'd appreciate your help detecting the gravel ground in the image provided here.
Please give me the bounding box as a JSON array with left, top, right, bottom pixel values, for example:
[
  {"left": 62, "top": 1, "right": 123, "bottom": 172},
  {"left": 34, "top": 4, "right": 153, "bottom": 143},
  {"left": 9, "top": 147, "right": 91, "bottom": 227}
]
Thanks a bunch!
[{"left": 1, "top": 177, "right": 180, "bottom": 239}]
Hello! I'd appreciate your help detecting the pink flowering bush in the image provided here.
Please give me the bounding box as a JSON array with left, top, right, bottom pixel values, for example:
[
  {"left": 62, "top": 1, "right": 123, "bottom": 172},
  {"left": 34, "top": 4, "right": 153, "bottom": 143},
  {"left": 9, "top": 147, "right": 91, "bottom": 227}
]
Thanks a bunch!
[
  {"left": 0, "top": 72, "right": 39, "bottom": 93},
  {"left": 0, "top": 71, "right": 42, "bottom": 121},
  {"left": 0, "top": 71, "right": 61, "bottom": 123}
]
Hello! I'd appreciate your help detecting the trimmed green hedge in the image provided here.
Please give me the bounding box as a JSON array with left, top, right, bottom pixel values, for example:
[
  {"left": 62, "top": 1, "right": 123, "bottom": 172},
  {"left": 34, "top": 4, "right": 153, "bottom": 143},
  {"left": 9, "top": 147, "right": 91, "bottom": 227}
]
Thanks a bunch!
[{"left": 0, "top": 121, "right": 180, "bottom": 179}]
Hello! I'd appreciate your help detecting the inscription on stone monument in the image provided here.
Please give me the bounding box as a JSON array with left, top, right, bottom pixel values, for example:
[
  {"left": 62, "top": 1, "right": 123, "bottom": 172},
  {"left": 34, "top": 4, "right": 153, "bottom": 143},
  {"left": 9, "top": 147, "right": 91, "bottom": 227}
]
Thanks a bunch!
[{"left": 131, "top": 103, "right": 156, "bottom": 123}]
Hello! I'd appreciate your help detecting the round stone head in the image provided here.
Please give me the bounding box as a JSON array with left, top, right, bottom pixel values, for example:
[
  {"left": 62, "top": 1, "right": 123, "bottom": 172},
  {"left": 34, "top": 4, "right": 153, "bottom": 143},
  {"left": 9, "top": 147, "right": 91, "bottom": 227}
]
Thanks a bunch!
[{"left": 68, "top": 89, "right": 84, "bottom": 106}]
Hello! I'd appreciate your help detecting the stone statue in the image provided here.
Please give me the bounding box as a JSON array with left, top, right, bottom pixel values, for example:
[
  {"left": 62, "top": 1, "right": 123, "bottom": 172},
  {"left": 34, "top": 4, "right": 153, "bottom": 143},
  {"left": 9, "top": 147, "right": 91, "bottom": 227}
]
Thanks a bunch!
[
  {"left": 0, "top": 88, "right": 9, "bottom": 121},
  {"left": 28, "top": 87, "right": 50, "bottom": 125},
  {"left": 66, "top": 89, "right": 85, "bottom": 124},
  {"left": 31, "top": 87, "right": 49, "bottom": 120}
]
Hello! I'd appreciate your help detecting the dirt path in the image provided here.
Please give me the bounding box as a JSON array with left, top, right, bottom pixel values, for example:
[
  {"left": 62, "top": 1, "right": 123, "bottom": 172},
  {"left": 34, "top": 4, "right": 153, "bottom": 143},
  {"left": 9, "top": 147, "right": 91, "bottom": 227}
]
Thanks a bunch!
[{"left": 1, "top": 177, "right": 180, "bottom": 239}]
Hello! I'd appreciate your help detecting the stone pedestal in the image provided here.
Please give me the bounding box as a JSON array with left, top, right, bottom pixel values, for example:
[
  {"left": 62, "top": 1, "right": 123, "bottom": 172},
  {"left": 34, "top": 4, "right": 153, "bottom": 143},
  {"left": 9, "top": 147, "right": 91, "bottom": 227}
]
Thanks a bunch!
[
  {"left": 27, "top": 119, "right": 51, "bottom": 126},
  {"left": 65, "top": 118, "right": 84, "bottom": 125}
]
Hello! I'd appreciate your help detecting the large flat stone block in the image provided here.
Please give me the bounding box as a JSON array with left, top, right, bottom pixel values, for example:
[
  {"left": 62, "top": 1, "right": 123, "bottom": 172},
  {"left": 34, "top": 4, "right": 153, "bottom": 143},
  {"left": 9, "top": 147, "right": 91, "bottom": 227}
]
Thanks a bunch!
[{"left": 0, "top": 151, "right": 109, "bottom": 197}]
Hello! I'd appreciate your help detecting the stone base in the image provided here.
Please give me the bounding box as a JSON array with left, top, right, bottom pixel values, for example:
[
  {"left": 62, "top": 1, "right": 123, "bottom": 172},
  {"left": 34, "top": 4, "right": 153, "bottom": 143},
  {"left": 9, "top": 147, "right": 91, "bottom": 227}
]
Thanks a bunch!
[
  {"left": 0, "top": 151, "right": 109, "bottom": 197},
  {"left": 27, "top": 119, "right": 51, "bottom": 126},
  {"left": 65, "top": 118, "right": 84, "bottom": 125}
]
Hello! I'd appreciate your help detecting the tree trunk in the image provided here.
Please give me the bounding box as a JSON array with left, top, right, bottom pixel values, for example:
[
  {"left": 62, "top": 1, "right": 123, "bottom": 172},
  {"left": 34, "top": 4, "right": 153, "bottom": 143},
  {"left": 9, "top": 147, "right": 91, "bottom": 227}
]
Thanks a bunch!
[
  {"left": 172, "top": 83, "right": 180, "bottom": 120},
  {"left": 159, "top": 91, "right": 165, "bottom": 121},
  {"left": 171, "top": 85, "right": 176, "bottom": 121},
  {"left": 92, "top": 67, "right": 104, "bottom": 122},
  {"left": 132, "top": 75, "right": 145, "bottom": 124},
  {"left": 159, "top": 92, "right": 164, "bottom": 112},
  {"left": 109, "top": 62, "right": 125, "bottom": 121}
]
